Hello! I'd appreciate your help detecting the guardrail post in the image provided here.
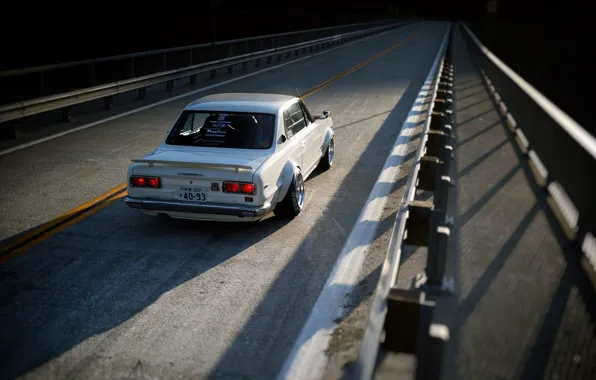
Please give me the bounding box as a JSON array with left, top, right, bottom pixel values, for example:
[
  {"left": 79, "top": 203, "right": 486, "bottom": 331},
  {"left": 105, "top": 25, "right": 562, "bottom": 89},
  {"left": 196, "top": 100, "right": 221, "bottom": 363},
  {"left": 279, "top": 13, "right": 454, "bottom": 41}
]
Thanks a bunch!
[
  {"left": 404, "top": 200, "right": 433, "bottom": 247},
  {"left": 425, "top": 129, "right": 446, "bottom": 158},
  {"left": 90, "top": 64, "right": 96, "bottom": 86},
  {"left": 417, "top": 156, "right": 439, "bottom": 191},
  {"left": 210, "top": 69, "right": 216, "bottom": 79},
  {"left": 425, "top": 220, "right": 450, "bottom": 285},
  {"left": 432, "top": 98, "right": 453, "bottom": 114},
  {"left": 166, "top": 80, "right": 174, "bottom": 92},
  {"left": 104, "top": 96, "right": 113, "bottom": 110},
  {"left": 190, "top": 74, "right": 197, "bottom": 85},
  {"left": 138, "top": 87, "right": 146, "bottom": 100},
  {"left": 382, "top": 288, "right": 435, "bottom": 354},
  {"left": 62, "top": 107, "right": 72, "bottom": 122},
  {"left": 418, "top": 324, "right": 450, "bottom": 380},
  {"left": 242, "top": 61, "right": 248, "bottom": 70},
  {"left": 267, "top": 56, "right": 272, "bottom": 64},
  {"left": 438, "top": 82, "right": 452, "bottom": 92},
  {"left": 255, "top": 58, "right": 261, "bottom": 67}
]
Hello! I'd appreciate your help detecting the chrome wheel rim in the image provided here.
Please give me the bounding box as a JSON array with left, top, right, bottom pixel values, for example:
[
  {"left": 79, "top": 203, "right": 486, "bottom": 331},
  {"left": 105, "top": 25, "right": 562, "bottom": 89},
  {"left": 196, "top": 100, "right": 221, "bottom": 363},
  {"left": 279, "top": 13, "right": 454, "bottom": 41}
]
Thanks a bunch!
[
  {"left": 328, "top": 139, "right": 335, "bottom": 165},
  {"left": 296, "top": 173, "right": 305, "bottom": 208}
]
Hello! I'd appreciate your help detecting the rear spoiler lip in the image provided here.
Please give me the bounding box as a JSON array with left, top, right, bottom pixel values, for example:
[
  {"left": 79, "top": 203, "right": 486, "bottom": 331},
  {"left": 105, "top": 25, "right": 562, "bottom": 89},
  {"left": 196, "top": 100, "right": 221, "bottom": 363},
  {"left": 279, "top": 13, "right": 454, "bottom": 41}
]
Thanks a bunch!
[{"left": 131, "top": 159, "right": 253, "bottom": 171}]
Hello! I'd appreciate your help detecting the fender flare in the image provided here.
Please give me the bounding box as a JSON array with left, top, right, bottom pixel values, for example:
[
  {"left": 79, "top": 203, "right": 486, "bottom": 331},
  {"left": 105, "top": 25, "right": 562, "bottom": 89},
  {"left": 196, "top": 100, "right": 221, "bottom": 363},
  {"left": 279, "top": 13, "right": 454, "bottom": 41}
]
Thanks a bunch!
[
  {"left": 322, "top": 126, "right": 335, "bottom": 155},
  {"left": 275, "top": 160, "right": 301, "bottom": 204}
]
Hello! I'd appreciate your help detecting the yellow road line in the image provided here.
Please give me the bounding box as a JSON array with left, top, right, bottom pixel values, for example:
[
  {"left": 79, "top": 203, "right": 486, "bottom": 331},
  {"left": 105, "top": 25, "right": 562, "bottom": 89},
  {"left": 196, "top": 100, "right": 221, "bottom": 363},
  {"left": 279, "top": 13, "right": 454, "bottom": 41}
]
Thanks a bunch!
[
  {"left": 0, "top": 193, "right": 127, "bottom": 264},
  {"left": 0, "top": 183, "right": 126, "bottom": 254},
  {"left": 302, "top": 33, "right": 416, "bottom": 98},
  {"left": 0, "top": 30, "right": 417, "bottom": 262}
]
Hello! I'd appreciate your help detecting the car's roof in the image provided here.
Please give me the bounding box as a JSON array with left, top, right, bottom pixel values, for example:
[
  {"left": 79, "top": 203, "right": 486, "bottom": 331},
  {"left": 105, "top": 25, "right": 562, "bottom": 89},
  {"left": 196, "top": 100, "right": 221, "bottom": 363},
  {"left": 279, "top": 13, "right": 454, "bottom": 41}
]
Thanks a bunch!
[{"left": 184, "top": 93, "right": 298, "bottom": 114}]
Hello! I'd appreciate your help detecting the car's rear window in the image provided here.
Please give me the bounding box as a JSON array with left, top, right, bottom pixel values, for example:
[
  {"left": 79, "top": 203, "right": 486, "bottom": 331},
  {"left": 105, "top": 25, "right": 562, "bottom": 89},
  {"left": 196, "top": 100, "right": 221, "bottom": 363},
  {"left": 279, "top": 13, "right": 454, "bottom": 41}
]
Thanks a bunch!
[{"left": 165, "top": 111, "right": 275, "bottom": 149}]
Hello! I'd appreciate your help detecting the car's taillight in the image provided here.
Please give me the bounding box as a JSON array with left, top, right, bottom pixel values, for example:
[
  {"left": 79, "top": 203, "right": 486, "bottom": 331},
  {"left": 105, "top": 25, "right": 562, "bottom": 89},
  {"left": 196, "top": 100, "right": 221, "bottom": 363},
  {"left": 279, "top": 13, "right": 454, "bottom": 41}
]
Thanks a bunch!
[
  {"left": 146, "top": 177, "right": 160, "bottom": 188},
  {"left": 223, "top": 182, "right": 256, "bottom": 194},
  {"left": 224, "top": 182, "right": 240, "bottom": 193},
  {"left": 131, "top": 176, "right": 145, "bottom": 187},
  {"left": 240, "top": 183, "right": 255, "bottom": 194},
  {"left": 130, "top": 176, "right": 161, "bottom": 188}
]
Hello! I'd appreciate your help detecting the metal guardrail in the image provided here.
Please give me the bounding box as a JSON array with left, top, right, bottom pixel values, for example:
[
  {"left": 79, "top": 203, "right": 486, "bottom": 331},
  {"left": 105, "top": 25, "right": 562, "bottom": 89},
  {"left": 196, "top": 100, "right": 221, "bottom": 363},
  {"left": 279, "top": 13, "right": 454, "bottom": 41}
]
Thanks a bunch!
[
  {"left": 0, "top": 21, "right": 409, "bottom": 134},
  {"left": 351, "top": 24, "right": 454, "bottom": 380},
  {"left": 0, "top": 19, "right": 402, "bottom": 78},
  {"left": 0, "top": 19, "right": 407, "bottom": 109},
  {"left": 460, "top": 22, "right": 596, "bottom": 290}
]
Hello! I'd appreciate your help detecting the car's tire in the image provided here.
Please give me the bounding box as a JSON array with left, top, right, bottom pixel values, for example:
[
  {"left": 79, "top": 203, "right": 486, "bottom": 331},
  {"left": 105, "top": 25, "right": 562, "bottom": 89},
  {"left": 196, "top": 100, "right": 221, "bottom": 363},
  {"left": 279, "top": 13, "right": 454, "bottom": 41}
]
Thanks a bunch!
[
  {"left": 318, "top": 137, "right": 335, "bottom": 171},
  {"left": 274, "top": 170, "right": 305, "bottom": 218}
]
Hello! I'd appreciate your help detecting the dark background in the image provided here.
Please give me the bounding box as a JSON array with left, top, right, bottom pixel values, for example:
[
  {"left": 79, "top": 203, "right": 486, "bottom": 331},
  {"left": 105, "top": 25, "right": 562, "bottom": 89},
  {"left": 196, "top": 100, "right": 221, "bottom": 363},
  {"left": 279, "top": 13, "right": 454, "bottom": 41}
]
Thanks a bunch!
[{"left": 0, "top": 0, "right": 590, "bottom": 129}]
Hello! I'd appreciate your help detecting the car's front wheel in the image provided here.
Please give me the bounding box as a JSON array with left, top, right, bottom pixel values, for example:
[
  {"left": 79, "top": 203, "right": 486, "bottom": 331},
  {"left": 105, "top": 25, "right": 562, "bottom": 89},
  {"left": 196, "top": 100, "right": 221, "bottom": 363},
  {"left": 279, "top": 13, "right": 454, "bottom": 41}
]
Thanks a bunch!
[
  {"left": 274, "top": 170, "right": 305, "bottom": 218},
  {"left": 318, "top": 137, "right": 334, "bottom": 171}
]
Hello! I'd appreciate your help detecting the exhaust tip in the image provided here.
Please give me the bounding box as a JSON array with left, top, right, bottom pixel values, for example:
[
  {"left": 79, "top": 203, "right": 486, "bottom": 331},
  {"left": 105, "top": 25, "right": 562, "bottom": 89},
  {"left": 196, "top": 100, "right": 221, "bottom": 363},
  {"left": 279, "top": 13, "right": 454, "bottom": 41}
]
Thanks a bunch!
[{"left": 128, "top": 202, "right": 143, "bottom": 209}]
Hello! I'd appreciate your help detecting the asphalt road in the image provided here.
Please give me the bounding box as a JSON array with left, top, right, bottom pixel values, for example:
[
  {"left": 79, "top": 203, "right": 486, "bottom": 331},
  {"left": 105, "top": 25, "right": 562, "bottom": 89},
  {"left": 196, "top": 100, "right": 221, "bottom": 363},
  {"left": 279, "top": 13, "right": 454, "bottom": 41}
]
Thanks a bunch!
[{"left": 0, "top": 22, "right": 447, "bottom": 379}]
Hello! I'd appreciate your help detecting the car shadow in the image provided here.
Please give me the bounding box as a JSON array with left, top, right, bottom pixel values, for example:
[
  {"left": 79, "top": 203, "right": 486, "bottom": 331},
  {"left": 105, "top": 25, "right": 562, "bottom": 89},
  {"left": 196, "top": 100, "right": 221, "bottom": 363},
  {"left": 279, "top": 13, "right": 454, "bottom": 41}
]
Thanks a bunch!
[{"left": 0, "top": 207, "right": 291, "bottom": 379}]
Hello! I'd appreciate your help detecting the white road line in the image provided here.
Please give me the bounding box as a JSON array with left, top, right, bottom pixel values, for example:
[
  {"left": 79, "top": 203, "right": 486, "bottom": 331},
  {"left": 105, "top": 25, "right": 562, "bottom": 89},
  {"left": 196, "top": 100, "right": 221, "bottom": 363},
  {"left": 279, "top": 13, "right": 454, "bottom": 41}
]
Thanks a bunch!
[
  {"left": 0, "top": 25, "right": 413, "bottom": 158},
  {"left": 277, "top": 23, "right": 449, "bottom": 380}
]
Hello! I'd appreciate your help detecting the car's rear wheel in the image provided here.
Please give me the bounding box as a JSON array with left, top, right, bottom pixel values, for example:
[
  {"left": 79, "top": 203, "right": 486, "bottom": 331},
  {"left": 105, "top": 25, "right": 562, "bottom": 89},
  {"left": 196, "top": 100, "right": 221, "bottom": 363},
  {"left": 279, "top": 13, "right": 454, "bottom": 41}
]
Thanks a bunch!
[
  {"left": 274, "top": 170, "right": 305, "bottom": 218},
  {"left": 318, "top": 137, "right": 334, "bottom": 171}
]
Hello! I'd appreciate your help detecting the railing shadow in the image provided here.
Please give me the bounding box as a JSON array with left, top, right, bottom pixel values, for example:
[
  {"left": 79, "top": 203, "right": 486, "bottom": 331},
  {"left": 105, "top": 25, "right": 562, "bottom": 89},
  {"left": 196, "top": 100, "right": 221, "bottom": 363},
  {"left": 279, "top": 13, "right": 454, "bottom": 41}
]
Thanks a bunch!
[{"left": 443, "top": 29, "right": 596, "bottom": 379}]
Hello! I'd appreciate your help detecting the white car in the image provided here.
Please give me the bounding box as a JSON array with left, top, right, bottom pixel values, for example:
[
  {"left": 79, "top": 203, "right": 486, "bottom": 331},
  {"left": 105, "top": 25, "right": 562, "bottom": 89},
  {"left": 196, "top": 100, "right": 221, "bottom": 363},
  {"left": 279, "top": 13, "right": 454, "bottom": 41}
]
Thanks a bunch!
[{"left": 124, "top": 93, "right": 335, "bottom": 221}]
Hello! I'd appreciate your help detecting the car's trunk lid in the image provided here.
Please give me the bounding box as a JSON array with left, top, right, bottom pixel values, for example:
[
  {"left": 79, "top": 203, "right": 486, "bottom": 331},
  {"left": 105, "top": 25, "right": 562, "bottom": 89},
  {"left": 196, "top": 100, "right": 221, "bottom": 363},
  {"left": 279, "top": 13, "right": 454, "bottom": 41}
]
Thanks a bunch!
[{"left": 129, "top": 148, "right": 269, "bottom": 205}]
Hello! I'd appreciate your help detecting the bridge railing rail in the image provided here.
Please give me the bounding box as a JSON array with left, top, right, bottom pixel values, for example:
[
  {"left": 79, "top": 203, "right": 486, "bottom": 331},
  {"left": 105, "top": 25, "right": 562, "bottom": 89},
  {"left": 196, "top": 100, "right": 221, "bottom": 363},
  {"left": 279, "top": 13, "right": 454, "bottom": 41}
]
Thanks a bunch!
[{"left": 460, "top": 22, "right": 596, "bottom": 289}]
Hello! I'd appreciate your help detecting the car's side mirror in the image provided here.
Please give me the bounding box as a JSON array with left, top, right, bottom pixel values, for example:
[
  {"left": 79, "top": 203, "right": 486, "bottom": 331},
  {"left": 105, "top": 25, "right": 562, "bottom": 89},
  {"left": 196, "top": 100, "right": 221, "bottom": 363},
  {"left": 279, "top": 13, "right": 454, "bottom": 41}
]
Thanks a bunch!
[
  {"left": 280, "top": 135, "right": 287, "bottom": 144},
  {"left": 323, "top": 110, "right": 331, "bottom": 118}
]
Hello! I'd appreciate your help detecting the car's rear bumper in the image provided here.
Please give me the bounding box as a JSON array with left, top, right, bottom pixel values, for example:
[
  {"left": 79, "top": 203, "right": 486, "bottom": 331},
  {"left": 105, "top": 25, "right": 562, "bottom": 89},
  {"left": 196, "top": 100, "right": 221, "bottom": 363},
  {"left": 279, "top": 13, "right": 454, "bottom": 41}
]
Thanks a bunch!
[{"left": 124, "top": 196, "right": 271, "bottom": 218}]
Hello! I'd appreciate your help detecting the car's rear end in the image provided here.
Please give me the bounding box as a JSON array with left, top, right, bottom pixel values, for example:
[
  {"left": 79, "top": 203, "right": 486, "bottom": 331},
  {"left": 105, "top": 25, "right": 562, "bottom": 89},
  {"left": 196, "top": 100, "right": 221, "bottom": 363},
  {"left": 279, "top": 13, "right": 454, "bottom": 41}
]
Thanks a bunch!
[{"left": 124, "top": 107, "right": 276, "bottom": 221}]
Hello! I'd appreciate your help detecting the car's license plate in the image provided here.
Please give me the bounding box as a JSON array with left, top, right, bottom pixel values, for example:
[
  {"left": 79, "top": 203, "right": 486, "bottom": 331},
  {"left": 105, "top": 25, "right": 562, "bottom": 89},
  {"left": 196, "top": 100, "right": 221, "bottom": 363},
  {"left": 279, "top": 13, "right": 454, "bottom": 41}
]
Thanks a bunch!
[{"left": 177, "top": 186, "right": 208, "bottom": 202}]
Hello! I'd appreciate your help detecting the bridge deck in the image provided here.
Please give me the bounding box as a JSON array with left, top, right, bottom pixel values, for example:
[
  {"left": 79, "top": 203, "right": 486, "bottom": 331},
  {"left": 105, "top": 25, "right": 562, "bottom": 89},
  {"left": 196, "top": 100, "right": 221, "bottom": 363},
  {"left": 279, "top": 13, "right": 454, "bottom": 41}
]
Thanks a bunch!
[{"left": 430, "top": 26, "right": 596, "bottom": 380}]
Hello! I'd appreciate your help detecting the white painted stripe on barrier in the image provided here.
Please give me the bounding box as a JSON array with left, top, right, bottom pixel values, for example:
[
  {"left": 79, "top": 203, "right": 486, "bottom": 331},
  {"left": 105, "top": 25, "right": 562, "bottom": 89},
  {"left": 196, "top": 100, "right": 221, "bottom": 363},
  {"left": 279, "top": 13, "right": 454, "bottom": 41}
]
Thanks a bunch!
[{"left": 0, "top": 25, "right": 407, "bottom": 158}]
